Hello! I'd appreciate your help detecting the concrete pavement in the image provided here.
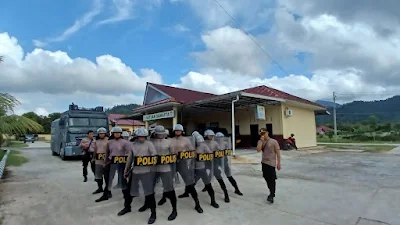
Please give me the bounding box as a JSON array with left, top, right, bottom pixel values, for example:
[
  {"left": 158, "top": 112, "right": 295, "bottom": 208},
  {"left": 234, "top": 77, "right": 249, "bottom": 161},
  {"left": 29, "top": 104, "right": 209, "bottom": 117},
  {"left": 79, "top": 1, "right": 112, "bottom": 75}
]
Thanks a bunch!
[{"left": 0, "top": 144, "right": 399, "bottom": 225}]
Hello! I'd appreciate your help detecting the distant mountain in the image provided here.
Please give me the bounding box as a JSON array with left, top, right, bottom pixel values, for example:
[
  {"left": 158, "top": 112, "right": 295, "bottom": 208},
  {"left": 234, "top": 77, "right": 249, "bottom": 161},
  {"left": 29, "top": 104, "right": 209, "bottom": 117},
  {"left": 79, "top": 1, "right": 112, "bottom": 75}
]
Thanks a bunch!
[
  {"left": 316, "top": 95, "right": 400, "bottom": 124},
  {"left": 316, "top": 100, "right": 342, "bottom": 108},
  {"left": 106, "top": 104, "right": 140, "bottom": 115}
]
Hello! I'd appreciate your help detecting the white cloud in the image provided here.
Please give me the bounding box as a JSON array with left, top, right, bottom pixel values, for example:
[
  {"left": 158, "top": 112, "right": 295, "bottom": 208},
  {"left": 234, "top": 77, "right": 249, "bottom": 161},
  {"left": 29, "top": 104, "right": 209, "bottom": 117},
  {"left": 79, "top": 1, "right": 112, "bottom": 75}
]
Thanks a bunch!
[
  {"left": 49, "top": 0, "right": 103, "bottom": 42},
  {"left": 192, "top": 26, "right": 268, "bottom": 76},
  {"left": 97, "top": 0, "right": 134, "bottom": 25},
  {"left": 32, "top": 40, "right": 47, "bottom": 48},
  {"left": 0, "top": 32, "right": 161, "bottom": 114},
  {"left": 173, "top": 24, "right": 190, "bottom": 32}
]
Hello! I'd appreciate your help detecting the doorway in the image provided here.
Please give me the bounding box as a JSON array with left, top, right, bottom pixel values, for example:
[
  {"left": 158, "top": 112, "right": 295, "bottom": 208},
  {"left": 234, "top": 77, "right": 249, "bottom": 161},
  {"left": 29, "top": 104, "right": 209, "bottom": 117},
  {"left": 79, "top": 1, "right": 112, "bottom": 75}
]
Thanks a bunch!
[
  {"left": 250, "top": 124, "right": 259, "bottom": 147},
  {"left": 266, "top": 124, "right": 273, "bottom": 138}
]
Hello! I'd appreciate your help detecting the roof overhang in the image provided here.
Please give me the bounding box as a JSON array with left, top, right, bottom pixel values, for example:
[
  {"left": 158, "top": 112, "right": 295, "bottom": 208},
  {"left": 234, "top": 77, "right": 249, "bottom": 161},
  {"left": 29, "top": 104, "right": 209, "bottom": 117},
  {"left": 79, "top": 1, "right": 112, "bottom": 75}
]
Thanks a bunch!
[
  {"left": 315, "top": 110, "right": 331, "bottom": 115},
  {"left": 183, "top": 91, "right": 285, "bottom": 111},
  {"left": 284, "top": 99, "right": 327, "bottom": 111}
]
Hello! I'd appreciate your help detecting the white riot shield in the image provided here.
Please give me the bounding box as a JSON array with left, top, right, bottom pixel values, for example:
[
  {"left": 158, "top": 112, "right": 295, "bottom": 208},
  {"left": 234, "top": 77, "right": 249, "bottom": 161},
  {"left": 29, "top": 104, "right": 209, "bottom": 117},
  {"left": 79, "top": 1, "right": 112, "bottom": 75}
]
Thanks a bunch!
[
  {"left": 223, "top": 136, "right": 233, "bottom": 177},
  {"left": 129, "top": 154, "right": 157, "bottom": 197},
  {"left": 194, "top": 142, "right": 214, "bottom": 186},
  {"left": 151, "top": 138, "right": 177, "bottom": 195},
  {"left": 174, "top": 136, "right": 196, "bottom": 186},
  {"left": 108, "top": 156, "right": 129, "bottom": 190}
]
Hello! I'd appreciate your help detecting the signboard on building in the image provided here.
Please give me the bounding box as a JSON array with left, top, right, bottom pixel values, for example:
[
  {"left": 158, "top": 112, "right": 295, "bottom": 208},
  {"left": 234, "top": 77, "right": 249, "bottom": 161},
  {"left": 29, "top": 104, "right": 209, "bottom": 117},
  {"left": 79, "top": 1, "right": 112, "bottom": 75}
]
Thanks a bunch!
[
  {"left": 143, "top": 110, "right": 175, "bottom": 121},
  {"left": 255, "top": 105, "right": 266, "bottom": 120}
]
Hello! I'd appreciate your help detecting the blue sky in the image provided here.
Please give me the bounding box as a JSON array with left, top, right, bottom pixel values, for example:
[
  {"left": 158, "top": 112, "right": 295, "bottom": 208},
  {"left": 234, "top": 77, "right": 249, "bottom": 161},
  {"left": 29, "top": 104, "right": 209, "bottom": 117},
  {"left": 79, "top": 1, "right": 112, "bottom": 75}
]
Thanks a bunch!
[{"left": 1, "top": 0, "right": 398, "bottom": 115}]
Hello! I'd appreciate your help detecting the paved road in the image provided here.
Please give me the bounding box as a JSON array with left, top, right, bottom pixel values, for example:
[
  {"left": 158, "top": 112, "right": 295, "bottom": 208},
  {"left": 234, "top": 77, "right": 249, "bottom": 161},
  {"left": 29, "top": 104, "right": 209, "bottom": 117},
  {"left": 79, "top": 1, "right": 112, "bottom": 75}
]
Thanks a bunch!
[
  {"left": 0, "top": 143, "right": 399, "bottom": 225},
  {"left": 318, "top": 142, "right": 400, "bottom": 146}
]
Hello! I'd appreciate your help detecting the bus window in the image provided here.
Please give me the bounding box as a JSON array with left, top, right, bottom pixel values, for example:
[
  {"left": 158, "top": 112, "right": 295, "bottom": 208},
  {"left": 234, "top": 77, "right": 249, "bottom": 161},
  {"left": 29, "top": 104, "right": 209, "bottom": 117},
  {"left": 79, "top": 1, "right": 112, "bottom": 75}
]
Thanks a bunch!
[{"left": 69, "top": 118, "right": 89, "bottom": 126}]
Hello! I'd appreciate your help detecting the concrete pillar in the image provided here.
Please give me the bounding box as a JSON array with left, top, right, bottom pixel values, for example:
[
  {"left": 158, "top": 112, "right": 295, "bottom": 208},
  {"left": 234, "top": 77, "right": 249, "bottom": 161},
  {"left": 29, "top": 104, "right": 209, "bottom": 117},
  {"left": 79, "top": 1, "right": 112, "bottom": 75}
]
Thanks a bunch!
[
  {"left": 144, "top": 113, "right": 149, "bottom": 130},
  {"left": 172, "top": 106, "right": 178, "bottom": 128}
]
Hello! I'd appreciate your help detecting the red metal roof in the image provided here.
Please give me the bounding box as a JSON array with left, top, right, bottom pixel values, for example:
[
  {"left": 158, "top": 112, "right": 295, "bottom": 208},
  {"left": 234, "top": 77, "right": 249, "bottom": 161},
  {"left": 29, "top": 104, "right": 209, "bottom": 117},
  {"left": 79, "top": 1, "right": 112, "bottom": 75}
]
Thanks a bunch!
[
  {"left": 135, "top": 98, "right": 174, "bottom": 110},
  {"left": 141, "top": 83, "right": 324, "bottom": 110},
  {"left": 241, "top": 85, "right": 325, "bottom": 108},
  {"left": 108, "top": 114, "right": 145, "bottom": 126},
  {"left": 149, "top": 83, "right": 216, "bottom": 103}
]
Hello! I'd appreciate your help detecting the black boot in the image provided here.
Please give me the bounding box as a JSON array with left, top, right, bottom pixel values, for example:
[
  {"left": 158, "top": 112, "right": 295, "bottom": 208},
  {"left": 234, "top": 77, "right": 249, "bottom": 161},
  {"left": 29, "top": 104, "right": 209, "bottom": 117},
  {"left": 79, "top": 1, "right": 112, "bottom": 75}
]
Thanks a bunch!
[
  {"left": 178, "top": 185, "right": 190, "bottom": 198},
  {"left": 167, "top": 191, "right": 178, "bottom": 221},
  {"left": 188, "top": 185, "right": 203, "bottom": 213},
  {"left": 228, "top": 176, "right": 243, "bottom": 196},
  {"left": 202, "top": 186, "right": 207, "bottom": 192},
  {"left": 158, "top": 193, "right": 167, "bottom": 206},
  {"left": 118, "top": 189, "right": 133, "bottom": 216},
  {"left": 95, "top": 190, "right": 109, "bottom": 202},
  {"left": 138, "top": 196, "right": 149, "bottom": 212},
  {"left": 205, "top": 184, "right": 219, "bottom": 208},
  {"left": 148, "top": 195, "right": 157, "bottom": 224},
  {"left": 83, "top": 176, "right": 88, "bottom": 182},
  {"left": 267, "top": 195, "right": 274, "bottom": 203},
  {"left": 217, "top": 179, "right": 230, "bottom": 203},
  {"left": 92, "top": 179, "right": 103, "bottom": 194}
]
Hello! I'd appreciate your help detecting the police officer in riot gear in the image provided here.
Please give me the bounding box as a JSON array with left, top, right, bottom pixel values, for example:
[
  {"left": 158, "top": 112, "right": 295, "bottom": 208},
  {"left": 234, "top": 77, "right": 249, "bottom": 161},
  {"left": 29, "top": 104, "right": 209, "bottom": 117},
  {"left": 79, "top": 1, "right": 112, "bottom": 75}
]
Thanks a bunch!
[
  {"left": 164, "top": 129, "right": 169, "bottom": 139},
  {"left": 120, "top": 128, "right": 157, "bottom": 224},
  {"left": 193, "top": 134, "right": 220, "bottom": 208},
  {"left": 95, "top": 126, "right": 131, "bottom": 203},
  {"left": 92, "top": 127, "right": 108, "bottom": 194},
  {"left": 215, "top": 132, "right": 243, "bottom": 196},
  {"left": 150, "top": 125, "right": 178, "bottom": 221},
  {"left": 170, "top": 124, "right": 203, "bottom": 213},
  {"left": 122, "top": 131, "right": 130, "bottom": 140},
  {"left": 203, "top": 129, "right": 230, "bottom": 203}
]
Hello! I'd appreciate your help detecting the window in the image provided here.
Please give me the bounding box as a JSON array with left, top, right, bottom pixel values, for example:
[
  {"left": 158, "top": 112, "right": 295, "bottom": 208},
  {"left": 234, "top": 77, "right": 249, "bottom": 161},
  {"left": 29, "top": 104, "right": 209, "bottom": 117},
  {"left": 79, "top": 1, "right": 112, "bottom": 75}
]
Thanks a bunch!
[
  {"left": 68, "top": 118, "right": 89, "bottom": 126},
  {"left": 90, "top": 118, "right": 107, "bottom": 126},
  {"left": 209, "top": 122, "right": 219, "bottom": 128}
]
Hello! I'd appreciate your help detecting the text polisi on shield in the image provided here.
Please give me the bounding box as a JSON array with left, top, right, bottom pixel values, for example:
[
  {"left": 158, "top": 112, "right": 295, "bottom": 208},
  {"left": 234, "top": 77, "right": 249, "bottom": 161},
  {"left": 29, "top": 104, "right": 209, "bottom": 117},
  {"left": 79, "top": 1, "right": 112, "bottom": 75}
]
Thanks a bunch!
[
  {"left": 112, "top": 156, "right": 128, "bottom": 164},
  {"left": 179, "top": 150, "right": 195, "bottom": 160},
  {"left": 198, "top": 153, "right": 214, "bottom": 161},
  {"left": 135, "top": 156, "right": 158, "bottom": 166},
  {"left": 159, "top": 154, "right": 177, "bottom": 164},
  {"left": 96, "top": 153, "right": 106, "bottom": 160}
]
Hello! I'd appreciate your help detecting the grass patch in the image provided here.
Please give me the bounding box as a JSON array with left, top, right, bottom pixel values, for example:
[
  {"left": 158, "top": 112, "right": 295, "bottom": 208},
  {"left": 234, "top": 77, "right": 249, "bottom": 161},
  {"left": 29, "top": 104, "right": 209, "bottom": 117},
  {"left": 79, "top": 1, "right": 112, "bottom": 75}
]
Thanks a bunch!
[
  {"left": 0, "top": 150, "right": 29, "bottom": 167},
  {"left": 317, "top": 136, "right": 400, "bottom": 144},
  {"left": 6, "top": 141, "right": 29, "bottom": 148},
  {"left": 319, "top": 144, "right": 395, "bottom": 152}
]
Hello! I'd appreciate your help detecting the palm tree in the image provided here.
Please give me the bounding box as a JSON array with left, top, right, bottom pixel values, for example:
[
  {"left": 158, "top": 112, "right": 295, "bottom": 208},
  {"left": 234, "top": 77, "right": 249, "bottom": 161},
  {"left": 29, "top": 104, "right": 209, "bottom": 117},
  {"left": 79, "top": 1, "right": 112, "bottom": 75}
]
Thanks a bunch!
[{"left": 0, "top": 93, "right": 43, "bottom": 145}]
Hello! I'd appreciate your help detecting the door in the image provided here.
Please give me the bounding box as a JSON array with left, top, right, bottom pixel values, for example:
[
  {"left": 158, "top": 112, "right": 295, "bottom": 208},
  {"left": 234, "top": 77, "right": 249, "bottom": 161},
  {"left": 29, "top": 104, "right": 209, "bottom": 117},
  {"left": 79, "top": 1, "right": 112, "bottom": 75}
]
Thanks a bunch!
[
  {"left": 250, "top": 124, "right": 259, "bottom": 147},
  {"left": 266, "top": 124, "right": 273, "bottom": 138},
  {"left": 197, "top": 123, "right": 206, "bottom": 135}
]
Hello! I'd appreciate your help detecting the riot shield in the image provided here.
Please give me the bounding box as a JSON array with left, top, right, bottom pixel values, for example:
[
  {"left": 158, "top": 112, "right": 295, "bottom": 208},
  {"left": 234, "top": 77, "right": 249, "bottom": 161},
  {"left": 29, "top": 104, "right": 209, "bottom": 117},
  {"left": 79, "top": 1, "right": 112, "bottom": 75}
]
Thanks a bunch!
[
  {"left": 222, "top": 136, "right": 233, "bottom": 177},
  {"left": 94, "top": 153, "right": 106, "bottom": 180},
  {"left": 129, "top": 153, "right": 157, "bottom": 197},
  {"left": 194, "top": 141, "right": 214, "bottom": 186},
  {"left": 108, "top": 155, "right": 128, "bottom": 190},
  {"left": 174, "top": 136, "right": 196, "bottom": 186},
  {"left": 151, "top": 138, "right": 177, "bottom": 195}
]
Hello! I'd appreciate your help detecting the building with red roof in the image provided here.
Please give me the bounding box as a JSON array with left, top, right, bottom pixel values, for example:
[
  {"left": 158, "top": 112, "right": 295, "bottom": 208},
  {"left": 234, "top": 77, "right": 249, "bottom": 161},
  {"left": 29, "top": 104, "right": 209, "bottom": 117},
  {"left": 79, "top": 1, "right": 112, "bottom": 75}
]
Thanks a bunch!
[
  {"left": 125, "top": 82, "right": 328, "bottom": 149},
  {"left": 108, "top": 114, "right": 145, "bottom": 134}
]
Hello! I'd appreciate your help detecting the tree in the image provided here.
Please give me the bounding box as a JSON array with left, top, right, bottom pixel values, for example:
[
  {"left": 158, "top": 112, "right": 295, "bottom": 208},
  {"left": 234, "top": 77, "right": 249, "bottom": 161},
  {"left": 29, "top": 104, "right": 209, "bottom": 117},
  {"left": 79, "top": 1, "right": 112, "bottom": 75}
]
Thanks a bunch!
[
  {"left": 0, "top": 93, "right": 43, "bottom": 145},
  {"left": 368, "top": 114, "right": 377, "bottom": 131},
  {"left": 0, "top": 56, "right": 3, "bottom": 63}
]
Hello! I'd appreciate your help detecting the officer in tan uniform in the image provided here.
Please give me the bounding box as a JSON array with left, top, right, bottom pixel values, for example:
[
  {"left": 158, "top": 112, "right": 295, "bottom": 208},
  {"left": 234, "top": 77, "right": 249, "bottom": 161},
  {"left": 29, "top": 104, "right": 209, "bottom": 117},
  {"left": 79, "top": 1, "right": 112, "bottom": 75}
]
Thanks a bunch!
[
  {"left": 79, "top": 130, "right": 95, "bottom": 182},
  {"left": 257, "top": 129, "right": 281, "bottom": 203},
  {"left": 92, "top": 127, "right": 108, "bottom": 194}
]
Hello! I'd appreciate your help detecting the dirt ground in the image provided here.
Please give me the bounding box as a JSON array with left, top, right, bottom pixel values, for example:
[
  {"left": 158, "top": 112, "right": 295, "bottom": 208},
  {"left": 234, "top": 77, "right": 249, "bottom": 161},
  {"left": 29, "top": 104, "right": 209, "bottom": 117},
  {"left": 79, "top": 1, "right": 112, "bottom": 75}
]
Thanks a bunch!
[{"left": 0, "top": 143, "right": 399, "bottom": 225}]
